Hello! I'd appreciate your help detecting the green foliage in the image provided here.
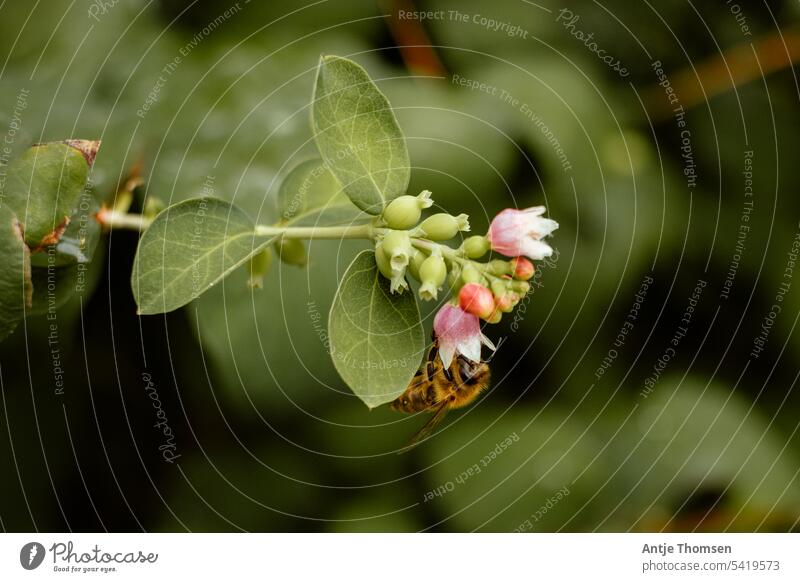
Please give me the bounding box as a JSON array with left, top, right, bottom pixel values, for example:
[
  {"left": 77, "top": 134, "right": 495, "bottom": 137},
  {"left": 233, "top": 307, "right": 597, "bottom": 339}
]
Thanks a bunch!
[
  {"left": 128, "top": 56, "right": 423, "bottom": 409},
  {"left": 132, "top": 197, "right": 271, "bottom": 315},
  {"left": 0, "top": 206, "right": 30, "bottom": 341},
  {"left": 622, "top": 380, "right": 800, "bottom": 520},
  {"left": 2, "top": 0, "right": 798, "bottom": 535},
  {"left": 0, "top": 140, "right": 100, "bottom": 340},
  {"left": 328, "top": 250, "right": 424, "bottom": 408},
  {"left": 2, "top": 141, "right": 97, "bottom": 247},
  {"left": 422, "top": 408, "right": 600, "bottom": 531},
  {"left": 277, "top": 157, "right": 366, "bottom": 227},
  {"left": 312, "top": 56, "right": 409, "bottom": 214}
]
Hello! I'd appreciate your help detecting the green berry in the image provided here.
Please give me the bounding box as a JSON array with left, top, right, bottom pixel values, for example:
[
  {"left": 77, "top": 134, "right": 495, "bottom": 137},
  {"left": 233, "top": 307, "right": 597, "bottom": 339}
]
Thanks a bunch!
[
  {"left": 486, "top": 309, "right": 503, "bottom": 324},
  {"left": 419, "top": 213, "right": 470, "bottom": 240},
  {"left": 275, "top": 238, "right": 307, "bottom": 267},
  {"left": 143, "top": 196, "right": 165, "bottom": 219},
  {"left": 496, "top": 291, "right": 521, "bottom": 313},
  {"left": 247, "top": 248, "right": 273, "bottom": 289},
  {"left": 488, "top": 259, "right": 512, "bottom": 276},
  {"left": 374, "top": 242, "right": 393, "bottom": 279},
  {"left": 418, "top": 248, "right": 446, "bottom": 300},
  {"left": 490, "top": 279, "right": 509, "bottom": 298},
  {"left": 461, "top": 264, "right": 481, "bottom": 284},
  {"left": 381, "top": 230, "right": 412, "bottom": 272},
  {"left": 448, "top": 265, "right": 462, "bottom": 287},
  {"left": 462, "top": 235, "right": 490, "bottom": 259},
  {"left": 511, "top": 280, "right": 531, "bottom": 295},
  {"left": 420, "top": 254, "right": 446, "bottom": 285},
  {"left": 383, "top": 195, "right": 422, "bottom": 229},
  {"left": 376, "top": 240, "right": 409, "bottom": 294},
  {"left": 407, "top": 249, "right": 426, "bottom": 280}
]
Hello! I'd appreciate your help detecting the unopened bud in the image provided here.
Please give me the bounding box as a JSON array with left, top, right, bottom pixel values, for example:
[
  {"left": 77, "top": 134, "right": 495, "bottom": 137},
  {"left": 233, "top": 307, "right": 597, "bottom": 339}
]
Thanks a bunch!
[
  {"left": 496, "top": 291, "right": 520, "bottom": 313},
  {"left": 275, "top": 238, "right": 307, "bottom": 267},
  {"left": 143, "top": 196, "right": 165, "bottom": 219},
  {"left": 247, "top": 248, "right": 273, "bottom": 289},
  {"left": 418, "top": 254, "right": 446, "bottom": 301},
  {"left": 511, "top": 280, "right": 531, "bottom": 295},
  {"left": 408, "top": 249, "right": 426, "bottom": 280},
  {"left": 459, "top": 283, "right": 494, "bottom": 319},
  {"left": 488, "top": 259, "right": 512, "bottom": 276},
  {"left": 490, "top": 279, "right": 509, "bottom": 298},
  {"left": 485, "top": 309, "right": 503, "bottom": 324},
  {"left": 419, "top": 213, "right": 470, "bottom": 241},
  {"left": 462, "top": 235, "right": 490, "bottom": 259},
  {"left": 461, "top": 264, "right": 481, "bottom": 284},
  {"left": 375, "top": 242, "right": 408, "bottom": 294},
  {"left": 382, "top": 230, "right": 412, "bottom": 273},
  {"left": 510, "top": 257, "right": 535, "bottom": 280},
  {"left": 375, "top": 242, "right": 393, "bottom": 278},
  {"left": 383, "top": 190, "right": 433, "bottom": 229},
  {"left": 448, "top": 265, "right": 462, "bottom": 287}
]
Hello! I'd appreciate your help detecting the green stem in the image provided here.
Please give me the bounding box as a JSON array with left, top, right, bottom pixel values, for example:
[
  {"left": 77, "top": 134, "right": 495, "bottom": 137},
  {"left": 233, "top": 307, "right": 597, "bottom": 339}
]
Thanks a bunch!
[
  {"left": 254, "top": 223, "right": 379, "bottom": 240},
  {"left": 98, "top": 209, "right": 383, "bottom": 241},
  {"left": 96, "top": 209, "right": 154, "bottom": 231},
  {"left": 411, "top": 237, "right": 507, "bottom": 284},
  {"left": 410, "top": 237, "right": 460, "bottom": 260}
]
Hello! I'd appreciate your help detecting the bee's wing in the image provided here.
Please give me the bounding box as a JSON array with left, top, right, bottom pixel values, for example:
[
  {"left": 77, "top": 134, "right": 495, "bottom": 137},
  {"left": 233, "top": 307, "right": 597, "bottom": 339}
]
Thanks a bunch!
[{"left": 398, "top": 402, "right": 449, "bottom": 454}]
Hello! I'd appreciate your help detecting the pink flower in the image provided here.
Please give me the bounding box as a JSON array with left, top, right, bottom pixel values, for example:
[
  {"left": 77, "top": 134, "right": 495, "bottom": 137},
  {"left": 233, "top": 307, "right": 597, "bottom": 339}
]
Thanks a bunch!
[
  {"left": 509, "top": 257, "right": 535, "bottom": 280},
  {"left": 487, "top": 206, "right": 558, "bottom": 260},
  {"left": 433, "top": 304, "right": 496, "bottom": 368},
  {"left": 458, "top": 283, "right": 495, "bottom": 319}
]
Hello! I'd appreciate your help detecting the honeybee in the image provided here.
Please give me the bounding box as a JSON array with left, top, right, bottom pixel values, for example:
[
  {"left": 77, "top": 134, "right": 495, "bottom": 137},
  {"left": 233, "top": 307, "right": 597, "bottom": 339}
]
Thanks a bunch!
[{"left": 391, "top": 340, "right": 491, "bottom": 449}]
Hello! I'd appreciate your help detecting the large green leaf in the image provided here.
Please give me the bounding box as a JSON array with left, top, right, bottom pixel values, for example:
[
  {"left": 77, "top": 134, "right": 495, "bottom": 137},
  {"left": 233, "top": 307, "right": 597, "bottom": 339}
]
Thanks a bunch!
[
  {"left": 312, "top": 56, "right": 409, "bottom": 215},
  {"left": 1, "top": 140, "right": 99, "bottom": 248},
  {"left": 132, "top": 197, "right": 271, "bottom": 315},
  {"left": 0, "top": 205, "right": 31, "bottom": 340},
  {"left": 277, "top": 158, "right": 366, "bottom": 227},
  {"left": 328, "top": 250, "right": 424, "bottom": 408}
]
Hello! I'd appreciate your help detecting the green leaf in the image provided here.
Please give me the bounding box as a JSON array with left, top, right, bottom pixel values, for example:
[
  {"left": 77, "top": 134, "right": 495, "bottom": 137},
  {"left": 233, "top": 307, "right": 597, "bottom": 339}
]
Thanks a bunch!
[
  {"left": 328, "top": 250, "right": 424, "bottom": 408},
  {"left": 29, "top": 187, "right": 103, "bottom": 268},
  {"left": 131, "top": 197, "right": 271, "bottom": 315},
  {"left": 312, "top": 56, "right": 409, "bottom": 215},
  {"left": 277, "top": 158, "right": 366, "bottom": 227},
  {"left": 1, "top": 140, "right": 99, "bottom": 248},
  {"left": 0, "top": 205, "right": 31, "bottom": 341}
]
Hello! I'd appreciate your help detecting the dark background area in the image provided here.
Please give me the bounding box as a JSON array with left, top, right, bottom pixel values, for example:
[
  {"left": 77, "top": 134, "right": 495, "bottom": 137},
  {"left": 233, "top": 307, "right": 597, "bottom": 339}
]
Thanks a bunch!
[{"left": 1, "top": 0, "right": 799, "bottom": 532}]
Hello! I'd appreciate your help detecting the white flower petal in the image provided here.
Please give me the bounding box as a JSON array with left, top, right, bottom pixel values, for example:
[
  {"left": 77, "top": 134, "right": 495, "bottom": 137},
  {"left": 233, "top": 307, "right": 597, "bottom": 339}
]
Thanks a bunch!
[
  {"left": 419, "top": 282, "right": 438, "bottom": 301},
  {"left": 390, "top": 275, "right": 409, "bottom": 294},
  {"left": 438, "top": 342, "right": 456, "bottom": 369},
  {"left": 458, "top": 336, "right": 482, "bottom": 363},
  {"left": 522, "top": 238, "right": 553, "bottom": 260},
  {"left": 523, "top": 206, "right": 547, "bottom": 217},
  {"left": 531, "top": 217, "right": 559, "bottom": 239},
  {"left": 480, "top": 333, "right": 497, "bottom": 352}
]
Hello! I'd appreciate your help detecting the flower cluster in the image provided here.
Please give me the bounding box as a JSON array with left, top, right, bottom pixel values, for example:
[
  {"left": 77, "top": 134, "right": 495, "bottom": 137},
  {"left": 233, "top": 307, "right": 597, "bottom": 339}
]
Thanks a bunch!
[{"left": 374, "top": 193, "right": 558, "bottom": 367}]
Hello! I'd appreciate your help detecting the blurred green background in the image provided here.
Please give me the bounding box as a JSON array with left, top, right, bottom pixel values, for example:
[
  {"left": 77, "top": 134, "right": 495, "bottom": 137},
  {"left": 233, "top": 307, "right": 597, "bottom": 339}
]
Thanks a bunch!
[{"left": 1, "top": 0, "right": 799, "bottom": 532}]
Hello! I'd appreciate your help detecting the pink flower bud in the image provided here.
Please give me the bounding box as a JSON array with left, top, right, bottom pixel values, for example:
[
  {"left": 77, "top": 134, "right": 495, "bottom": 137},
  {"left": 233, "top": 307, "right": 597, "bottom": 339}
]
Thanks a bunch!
[
  {"left": 458, "top": 283, "right": 495, "bottom": 319},
  {"left": 433, "top": 304, "right": 496, "bottom": 368},
  {"left": 510, "top": 257, "right": 535, "bottom": 280},
  {"left": 487, "top": 206, "right": 558, "bottom": 260}
]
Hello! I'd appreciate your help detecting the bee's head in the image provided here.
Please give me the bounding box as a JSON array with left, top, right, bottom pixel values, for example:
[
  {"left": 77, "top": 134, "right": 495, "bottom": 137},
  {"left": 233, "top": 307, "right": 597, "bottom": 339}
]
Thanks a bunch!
[{"left": 457, "top": 355, "right": 490, "bottom": 385}]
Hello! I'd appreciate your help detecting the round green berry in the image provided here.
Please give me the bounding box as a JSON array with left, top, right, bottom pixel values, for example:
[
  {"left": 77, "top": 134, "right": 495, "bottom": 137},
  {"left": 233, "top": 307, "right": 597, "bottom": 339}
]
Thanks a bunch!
[{"left": 462, "top": 235, "right": 490, "bottom": 259}]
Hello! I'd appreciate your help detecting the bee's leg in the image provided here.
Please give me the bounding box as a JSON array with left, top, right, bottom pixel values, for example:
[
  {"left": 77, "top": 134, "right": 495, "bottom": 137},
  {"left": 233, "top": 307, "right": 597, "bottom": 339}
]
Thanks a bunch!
[
  {"left": 457, "top": 357, "right": 481, "bottom": 386},
  {"left": 424, "top": 343, "right": 439, "bottom": 381},
  {"left": 442, "top": 363, "right": 454, "bottom": 382}
]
